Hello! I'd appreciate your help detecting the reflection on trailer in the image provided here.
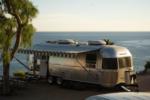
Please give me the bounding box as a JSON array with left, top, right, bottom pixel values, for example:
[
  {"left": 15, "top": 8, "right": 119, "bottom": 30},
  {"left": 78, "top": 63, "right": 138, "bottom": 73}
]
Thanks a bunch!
[{"left": 19, "top": 40, "right": 137, "bottom": 87}]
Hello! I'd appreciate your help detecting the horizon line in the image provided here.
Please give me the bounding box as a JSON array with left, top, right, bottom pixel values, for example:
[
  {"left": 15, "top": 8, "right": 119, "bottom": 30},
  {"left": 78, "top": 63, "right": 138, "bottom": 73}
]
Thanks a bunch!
[{"left": 36, "top": 31, "right": 150, "bottom": 33}]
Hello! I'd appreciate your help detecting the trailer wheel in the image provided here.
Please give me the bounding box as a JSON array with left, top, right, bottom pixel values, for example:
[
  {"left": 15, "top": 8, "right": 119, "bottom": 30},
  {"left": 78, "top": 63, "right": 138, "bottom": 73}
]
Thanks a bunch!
[
  {"left": 48, "top": 76, "right": 54, "bottom": 84},
  {"left": 56, "top": 77, "right": 63, "bottom": 85}
]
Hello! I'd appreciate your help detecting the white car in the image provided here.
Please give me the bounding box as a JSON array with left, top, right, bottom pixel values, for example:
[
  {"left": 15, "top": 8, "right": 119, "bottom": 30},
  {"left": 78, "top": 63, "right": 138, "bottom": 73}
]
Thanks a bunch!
[{"left": 86, "top": 92, "right": 150, "bottom": 100}]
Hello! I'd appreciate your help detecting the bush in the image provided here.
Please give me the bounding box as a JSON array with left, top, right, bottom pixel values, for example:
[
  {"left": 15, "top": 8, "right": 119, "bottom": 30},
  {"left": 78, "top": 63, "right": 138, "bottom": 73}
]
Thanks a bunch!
[
  {"left": 144, "top": 61, "right": 150, "bottom": 72},
  {"left": 13, "top": 71, "right": 26, "bottom": 79}
]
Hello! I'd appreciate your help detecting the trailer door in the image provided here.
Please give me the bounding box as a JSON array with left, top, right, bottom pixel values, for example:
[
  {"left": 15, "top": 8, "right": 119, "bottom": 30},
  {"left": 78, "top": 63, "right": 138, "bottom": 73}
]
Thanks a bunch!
[
  {"left": 86, "top": 53, "right": 99, "bottom": 83},
  {"left": 39, "top": 56, "right": 49, "bottom": 78}
]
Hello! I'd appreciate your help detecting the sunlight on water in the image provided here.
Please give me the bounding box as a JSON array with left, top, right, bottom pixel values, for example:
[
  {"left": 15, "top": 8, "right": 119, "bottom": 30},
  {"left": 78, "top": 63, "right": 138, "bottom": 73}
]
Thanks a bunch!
[{"left": 119, "top": 39, "right": 150, "bottom": 47}]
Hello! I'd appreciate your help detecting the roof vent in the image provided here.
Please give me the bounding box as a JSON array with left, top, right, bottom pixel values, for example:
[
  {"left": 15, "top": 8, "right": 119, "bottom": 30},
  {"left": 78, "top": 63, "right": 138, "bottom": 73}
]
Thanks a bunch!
[
  {"left": 88, "top": 40, "right": 106, "bottom": 45},
  {"left": 57, "top": 39, "right": 76, "bottom": 44}
]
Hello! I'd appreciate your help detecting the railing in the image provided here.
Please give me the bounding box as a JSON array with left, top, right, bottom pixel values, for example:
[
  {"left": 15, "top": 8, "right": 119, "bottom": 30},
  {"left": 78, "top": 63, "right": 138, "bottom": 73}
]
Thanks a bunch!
[{"left": 0, "top": 75, "right": 28, "bottom": 89}]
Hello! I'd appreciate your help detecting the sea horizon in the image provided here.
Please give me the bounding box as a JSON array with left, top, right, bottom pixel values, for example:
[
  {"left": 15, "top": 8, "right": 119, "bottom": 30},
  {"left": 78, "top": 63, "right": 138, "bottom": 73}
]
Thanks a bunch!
[{"left": 36, "top": 31, "right": 150, "bottom": 33}]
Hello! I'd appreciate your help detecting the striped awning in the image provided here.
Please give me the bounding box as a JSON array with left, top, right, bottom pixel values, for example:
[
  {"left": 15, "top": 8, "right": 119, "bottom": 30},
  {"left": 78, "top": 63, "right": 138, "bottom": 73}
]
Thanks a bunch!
[{"left": 17, "top": 43, "right": 102, "bottom": 55}]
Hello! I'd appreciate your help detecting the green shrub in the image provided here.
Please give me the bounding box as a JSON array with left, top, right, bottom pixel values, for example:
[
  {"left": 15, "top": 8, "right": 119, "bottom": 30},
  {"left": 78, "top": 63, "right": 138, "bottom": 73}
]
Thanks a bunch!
[
  {"left": 144, "top": 61, "right": 150, "bottom": 72},
  {"left": 13, "top": 71, "right": 26, "bottom": 79}
]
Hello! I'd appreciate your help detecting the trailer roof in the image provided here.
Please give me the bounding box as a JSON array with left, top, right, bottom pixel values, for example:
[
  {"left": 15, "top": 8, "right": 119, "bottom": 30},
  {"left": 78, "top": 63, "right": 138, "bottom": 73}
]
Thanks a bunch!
[{"left": 18, "top": 43, "right": 102, "bottom": 55}]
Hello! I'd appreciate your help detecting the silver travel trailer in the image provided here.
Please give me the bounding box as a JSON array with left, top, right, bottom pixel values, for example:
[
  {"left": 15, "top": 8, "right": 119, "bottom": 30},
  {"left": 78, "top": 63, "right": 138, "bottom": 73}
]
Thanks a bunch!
[{"left": 18, "top": 40, "right": 137, "bottom": 88}]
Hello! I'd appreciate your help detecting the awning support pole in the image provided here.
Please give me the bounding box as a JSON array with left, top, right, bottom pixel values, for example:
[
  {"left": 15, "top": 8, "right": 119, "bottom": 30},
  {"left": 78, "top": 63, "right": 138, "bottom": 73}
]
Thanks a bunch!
[{"left": 14, "top": 56, "right": 30, "bottom": 71}]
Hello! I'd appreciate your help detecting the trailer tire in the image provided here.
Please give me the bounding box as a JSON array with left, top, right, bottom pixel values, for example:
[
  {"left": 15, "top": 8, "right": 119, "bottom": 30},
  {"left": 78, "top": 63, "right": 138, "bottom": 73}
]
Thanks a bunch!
[
  {"left": 48, "top": 76, "right": 54, "bottom": 84},
  {"left": 56, "top": 77, "right": 63, "bottom": 85}
]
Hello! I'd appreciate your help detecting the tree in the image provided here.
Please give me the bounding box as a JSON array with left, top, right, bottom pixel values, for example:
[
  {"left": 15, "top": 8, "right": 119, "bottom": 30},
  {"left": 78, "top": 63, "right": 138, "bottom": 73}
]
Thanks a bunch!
[
  {"left": 0, "top": 0, "right": 38, "bottom": 95},
  {"left": 144, "top": 61, "right": 150, "bottom": 73},
  {"left": 103, "top": 39, "right": 114, "bottom": 45}
]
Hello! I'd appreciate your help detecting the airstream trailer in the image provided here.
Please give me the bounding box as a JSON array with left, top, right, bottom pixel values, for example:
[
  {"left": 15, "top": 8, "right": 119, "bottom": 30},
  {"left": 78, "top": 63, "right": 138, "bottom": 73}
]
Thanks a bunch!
[{"left": 18, "top": 40, "right": 137, "bottom": 88}]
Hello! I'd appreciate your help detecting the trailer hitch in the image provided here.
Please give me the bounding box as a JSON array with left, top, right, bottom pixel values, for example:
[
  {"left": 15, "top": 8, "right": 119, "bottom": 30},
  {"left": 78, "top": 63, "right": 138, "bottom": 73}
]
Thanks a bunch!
[
  {"left": 120, "top": 84, "right": 139, "bottom": 92},
  {"left": 120, "top": 85, "right": 131, "bottom": 92}
]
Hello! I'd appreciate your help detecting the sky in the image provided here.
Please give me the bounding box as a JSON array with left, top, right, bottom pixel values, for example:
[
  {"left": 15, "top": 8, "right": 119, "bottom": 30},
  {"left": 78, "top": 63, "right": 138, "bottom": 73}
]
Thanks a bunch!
[{"left": 31, "top": 0, "right": 150, "bottom": 32}]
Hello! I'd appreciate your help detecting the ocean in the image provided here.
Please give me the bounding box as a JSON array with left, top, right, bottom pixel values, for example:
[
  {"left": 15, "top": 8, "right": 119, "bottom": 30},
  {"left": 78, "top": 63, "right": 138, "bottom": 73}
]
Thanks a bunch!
[{"left": 0, "top": 32, "right": 150, "bottom": 75}]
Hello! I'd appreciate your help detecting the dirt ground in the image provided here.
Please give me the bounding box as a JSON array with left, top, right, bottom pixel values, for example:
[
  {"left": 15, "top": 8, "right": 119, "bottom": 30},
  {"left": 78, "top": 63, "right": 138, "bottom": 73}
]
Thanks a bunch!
[
  {"left": 0, "top": 74, "right": 150, "bottom": 100},
  {"left": 137, "top": 74, "right": 150, "bottom": 92},
  {"left": 0, "top": 82, "right": 102, "bottom": 100}
]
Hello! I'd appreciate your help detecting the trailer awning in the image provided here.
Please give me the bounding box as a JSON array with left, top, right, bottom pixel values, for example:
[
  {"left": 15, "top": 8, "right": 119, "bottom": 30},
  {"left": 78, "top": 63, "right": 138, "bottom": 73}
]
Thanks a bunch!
[{"left": 18, "top": 44, "right": 102, "bottom": 55}]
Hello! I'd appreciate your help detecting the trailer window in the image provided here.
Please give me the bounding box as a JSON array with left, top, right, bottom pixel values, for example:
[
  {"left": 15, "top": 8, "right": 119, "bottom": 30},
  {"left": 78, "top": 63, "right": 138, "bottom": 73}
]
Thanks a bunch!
[
  {"left": 86, "top": 54, "right": 97, "bottom": 68},
  {"left": 118, "top": 57, "right": 131, "bottom": 68},
  {"left": 102, "top": 58, "right": 118, "bottom": 69}
]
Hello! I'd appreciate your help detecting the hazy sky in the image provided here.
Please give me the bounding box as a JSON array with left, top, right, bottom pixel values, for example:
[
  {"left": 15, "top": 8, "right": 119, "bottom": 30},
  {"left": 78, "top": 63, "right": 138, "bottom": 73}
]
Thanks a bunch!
[{"left": 31, "top": 0, "right": 150, "bottom": 32}]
